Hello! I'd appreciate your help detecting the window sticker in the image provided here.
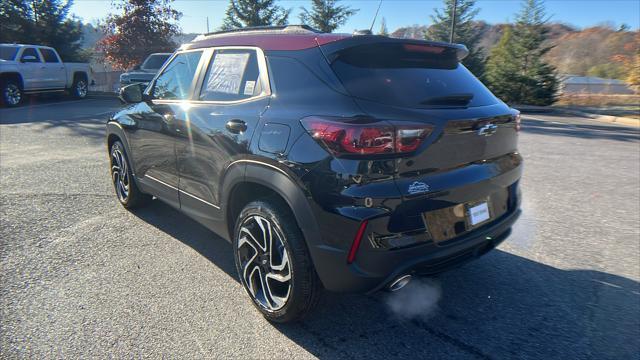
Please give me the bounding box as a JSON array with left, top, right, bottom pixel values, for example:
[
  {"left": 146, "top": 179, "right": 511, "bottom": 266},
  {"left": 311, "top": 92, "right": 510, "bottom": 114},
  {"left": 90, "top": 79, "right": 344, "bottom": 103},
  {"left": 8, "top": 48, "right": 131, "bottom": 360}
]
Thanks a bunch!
[
  {"left": 205, "top": 53, "right": 250, "bottom": 94},
  {"left": 243, "top": 80, "right": 256, "bottom": 96}
]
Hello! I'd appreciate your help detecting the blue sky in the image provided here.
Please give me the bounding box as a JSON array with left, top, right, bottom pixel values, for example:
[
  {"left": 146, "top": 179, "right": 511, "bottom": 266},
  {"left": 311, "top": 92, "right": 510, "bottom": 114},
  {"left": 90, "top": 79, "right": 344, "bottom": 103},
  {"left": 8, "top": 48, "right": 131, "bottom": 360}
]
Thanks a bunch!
[{"left": 71, "top": 0, "right": 640, "bottom": 34}]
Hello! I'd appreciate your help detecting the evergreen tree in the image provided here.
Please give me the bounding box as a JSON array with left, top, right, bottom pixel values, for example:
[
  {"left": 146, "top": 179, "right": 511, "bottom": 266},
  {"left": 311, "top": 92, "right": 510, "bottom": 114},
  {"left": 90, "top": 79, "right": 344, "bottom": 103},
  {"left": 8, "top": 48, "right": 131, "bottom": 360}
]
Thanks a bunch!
[
  {"left": 97, "top": 0, "right": 181, "bottom": 70},
  {"left": 378, "top": 17, "right": 388, "bottom": 36},
  {"left": 485, "top": 0, "right": 558, "bottom": 105},
  {"left": 425, "top": 0, "right": 485, "bottom": 77},
  {"left": 0, "top": 0, "right": 31, "bottom": 43},
  {"left": 484, "top": 27, "right": 522, "bottom": 103},
  {"left": 0, "top": 0, "right": 85, "bottom": 61},
  {"left": 299, "top": 0, "right": 358, "bottom": 33},
  {"left": 222, "top": 0, "right": 290, "bottom": 30}
]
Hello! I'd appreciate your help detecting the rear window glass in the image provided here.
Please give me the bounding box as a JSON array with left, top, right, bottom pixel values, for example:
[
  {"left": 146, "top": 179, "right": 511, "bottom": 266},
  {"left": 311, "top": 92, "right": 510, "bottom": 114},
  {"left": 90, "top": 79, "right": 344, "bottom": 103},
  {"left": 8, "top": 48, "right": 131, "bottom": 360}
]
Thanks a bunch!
[
  {"left": 40, "top": 48, "right": 59, "bottom": 63},
  {"left": 330, "top": 43, "right": 498, "bottom": 108},
  {"left": 199, "top": 49, "right": 262, "bottom": 102}
]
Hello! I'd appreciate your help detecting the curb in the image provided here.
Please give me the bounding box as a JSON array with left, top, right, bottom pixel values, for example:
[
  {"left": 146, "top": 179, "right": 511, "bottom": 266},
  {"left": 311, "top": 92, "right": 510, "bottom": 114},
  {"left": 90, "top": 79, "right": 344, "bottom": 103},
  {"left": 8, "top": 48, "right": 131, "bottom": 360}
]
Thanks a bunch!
[
  {"left": 516, "top": 105, "right": 639, "bottom": 128},
  {"left": 557, "top": 108, "right": 639, "bottom": 128}
]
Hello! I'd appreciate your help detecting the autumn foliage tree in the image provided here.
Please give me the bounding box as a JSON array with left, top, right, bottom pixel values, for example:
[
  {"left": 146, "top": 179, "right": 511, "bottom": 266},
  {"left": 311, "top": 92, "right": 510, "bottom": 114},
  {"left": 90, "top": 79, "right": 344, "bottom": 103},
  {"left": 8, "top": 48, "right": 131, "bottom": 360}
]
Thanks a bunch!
[
  {"left": 611, "top": 33, "right": 640, "bottom": 92},
  {"left": 97, "top": 0, "right": 181, "bottom": 70}
]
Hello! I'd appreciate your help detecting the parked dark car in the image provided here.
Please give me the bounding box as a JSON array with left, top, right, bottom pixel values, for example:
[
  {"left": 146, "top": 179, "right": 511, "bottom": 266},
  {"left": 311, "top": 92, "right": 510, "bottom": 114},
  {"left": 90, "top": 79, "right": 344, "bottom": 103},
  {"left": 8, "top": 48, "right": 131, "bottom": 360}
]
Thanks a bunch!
[
  {"left": 117, "top": 52, "right": 170, "bottom": 92},
  {"left": 107, "top": 25, "right": 522, "bottom": 323}
]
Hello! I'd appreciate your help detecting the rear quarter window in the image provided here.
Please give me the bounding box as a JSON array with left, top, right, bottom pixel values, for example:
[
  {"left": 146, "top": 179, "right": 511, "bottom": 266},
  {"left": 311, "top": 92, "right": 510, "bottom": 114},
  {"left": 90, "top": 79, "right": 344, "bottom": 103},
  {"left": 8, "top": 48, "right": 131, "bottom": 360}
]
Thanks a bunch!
[
  {"left": 39, "top": 48, "right": 60, "bottom": 63},
  {"left": 330, "top": 43, "right": 499, "bottom": 108}
]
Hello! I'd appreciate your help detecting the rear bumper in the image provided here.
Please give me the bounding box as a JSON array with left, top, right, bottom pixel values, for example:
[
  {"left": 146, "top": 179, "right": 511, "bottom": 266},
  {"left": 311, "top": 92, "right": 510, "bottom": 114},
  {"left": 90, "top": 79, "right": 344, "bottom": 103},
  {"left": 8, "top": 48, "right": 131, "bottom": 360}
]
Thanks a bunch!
[
  {"left": 299, "top": 151, "right": 523, "bottom": 293},
  {"left": 310, "top": 207, "right": 520, "bottom": 293}
]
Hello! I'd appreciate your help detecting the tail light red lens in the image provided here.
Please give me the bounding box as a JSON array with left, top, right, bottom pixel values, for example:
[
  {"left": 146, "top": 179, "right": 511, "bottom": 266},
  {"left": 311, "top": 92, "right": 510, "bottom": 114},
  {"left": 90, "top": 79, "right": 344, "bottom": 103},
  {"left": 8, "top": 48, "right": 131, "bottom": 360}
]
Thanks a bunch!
[{"left": 301, "top": 116, "right": 432, "bottom": 157}]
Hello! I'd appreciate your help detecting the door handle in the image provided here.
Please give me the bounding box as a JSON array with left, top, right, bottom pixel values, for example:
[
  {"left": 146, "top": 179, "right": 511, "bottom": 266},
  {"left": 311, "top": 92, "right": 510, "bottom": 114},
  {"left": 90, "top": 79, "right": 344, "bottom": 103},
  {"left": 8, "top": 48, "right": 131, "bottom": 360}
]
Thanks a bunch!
[{"left": 226, "top": 119, "right": 247, "bottom": 134}]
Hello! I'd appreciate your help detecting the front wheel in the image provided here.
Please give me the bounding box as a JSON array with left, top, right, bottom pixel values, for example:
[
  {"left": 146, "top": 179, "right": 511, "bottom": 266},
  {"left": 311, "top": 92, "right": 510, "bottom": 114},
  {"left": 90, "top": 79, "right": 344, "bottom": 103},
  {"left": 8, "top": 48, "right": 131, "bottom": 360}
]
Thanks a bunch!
[
  {"left": 70, "top": 77, "right": 88, "bottom": 99},
  {"left": 1, "top": 80, "right": 22, "bottom": 107},
  {"left": 233, "top": 199, "right": 322, "bottom": 323}
]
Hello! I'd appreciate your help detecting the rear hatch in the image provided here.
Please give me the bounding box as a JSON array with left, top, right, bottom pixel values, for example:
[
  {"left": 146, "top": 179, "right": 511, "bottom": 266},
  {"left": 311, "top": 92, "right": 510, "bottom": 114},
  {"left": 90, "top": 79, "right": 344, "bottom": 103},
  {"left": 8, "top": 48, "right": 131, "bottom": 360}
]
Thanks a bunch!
[{"left": 321, "top": 37, "right": 522, "bottom": 240}]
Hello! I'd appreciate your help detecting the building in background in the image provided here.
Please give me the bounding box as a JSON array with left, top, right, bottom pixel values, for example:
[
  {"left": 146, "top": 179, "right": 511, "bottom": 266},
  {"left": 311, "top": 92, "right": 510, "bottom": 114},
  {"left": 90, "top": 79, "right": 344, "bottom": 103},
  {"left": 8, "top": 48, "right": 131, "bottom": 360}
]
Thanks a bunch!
[{"left": 560, "top": 75, "right": 636, "bottom": 95}]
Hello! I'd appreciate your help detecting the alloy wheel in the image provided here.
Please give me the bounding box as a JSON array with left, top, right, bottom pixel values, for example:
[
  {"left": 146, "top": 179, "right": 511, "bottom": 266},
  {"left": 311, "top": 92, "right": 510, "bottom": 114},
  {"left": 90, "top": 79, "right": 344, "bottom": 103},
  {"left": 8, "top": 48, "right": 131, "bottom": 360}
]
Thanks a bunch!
[
  {"left": 4, "top": 84, "right": 21, "bottom": 106},
  {"left": 76, "top": 80, "right": 88, "bottom": 98},
  {"left": 237, "top": 215, "right": 292, "bottom": 311},
  {"left": 110, "top": 147, "right": 130, "bottom": 202}
]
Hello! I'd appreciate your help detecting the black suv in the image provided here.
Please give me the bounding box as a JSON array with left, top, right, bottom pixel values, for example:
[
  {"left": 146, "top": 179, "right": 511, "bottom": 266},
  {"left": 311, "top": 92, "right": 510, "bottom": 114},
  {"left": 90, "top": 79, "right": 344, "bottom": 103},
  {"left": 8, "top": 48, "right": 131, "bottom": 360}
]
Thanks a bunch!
[{"left": 107, "top": 25, "right": 522, "bottom": 322}]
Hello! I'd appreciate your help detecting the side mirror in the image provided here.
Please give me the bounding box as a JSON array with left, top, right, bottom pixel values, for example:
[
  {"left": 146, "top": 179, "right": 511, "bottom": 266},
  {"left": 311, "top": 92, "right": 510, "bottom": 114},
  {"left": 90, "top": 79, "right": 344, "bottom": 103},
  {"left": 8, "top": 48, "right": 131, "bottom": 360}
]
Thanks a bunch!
[
  {"left": 21, "top": 55, "right": 37, "bottom": 63},
  {"left": 119, "top": 83, "right": 144, "bottom": 104}
]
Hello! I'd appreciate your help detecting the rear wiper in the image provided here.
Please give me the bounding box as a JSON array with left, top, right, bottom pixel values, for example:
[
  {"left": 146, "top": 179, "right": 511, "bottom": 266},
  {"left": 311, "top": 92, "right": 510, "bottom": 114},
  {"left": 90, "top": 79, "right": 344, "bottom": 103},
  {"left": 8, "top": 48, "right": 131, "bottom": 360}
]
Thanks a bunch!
[{"left": 420, "top": 93, "right": 474, "bottom": 107}]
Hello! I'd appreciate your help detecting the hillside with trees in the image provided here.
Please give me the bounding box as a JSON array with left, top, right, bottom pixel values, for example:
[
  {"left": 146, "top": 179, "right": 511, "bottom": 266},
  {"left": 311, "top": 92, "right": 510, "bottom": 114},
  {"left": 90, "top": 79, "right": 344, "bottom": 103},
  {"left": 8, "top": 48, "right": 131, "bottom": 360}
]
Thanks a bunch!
[{"left": 393, "top": 22, "right": 638, "bottom": 83}]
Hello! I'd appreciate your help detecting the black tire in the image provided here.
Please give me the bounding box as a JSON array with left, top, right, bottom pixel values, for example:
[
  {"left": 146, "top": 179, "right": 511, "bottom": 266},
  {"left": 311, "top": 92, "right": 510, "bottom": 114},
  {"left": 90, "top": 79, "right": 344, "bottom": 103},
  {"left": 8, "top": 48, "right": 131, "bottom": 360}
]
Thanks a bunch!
[
  {"left": 109, "top": 141, "right": 151, "bottom": 209},
  {"left": 233, "top": 199, "right": 322, "bottom": 323},
  {"left": 1, "top": 79, "right": 23, "bottom": 107},
  {"left": 70, "top": 75, "right": 88, "bottom": 99}
]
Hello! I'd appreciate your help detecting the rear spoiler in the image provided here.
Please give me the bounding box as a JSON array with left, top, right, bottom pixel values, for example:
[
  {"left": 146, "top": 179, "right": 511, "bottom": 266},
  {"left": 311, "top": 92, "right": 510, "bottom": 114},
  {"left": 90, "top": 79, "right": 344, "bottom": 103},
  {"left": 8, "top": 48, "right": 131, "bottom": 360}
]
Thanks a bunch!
[{"left": 318, "top": 35, "right": 469, "bottom": 62}]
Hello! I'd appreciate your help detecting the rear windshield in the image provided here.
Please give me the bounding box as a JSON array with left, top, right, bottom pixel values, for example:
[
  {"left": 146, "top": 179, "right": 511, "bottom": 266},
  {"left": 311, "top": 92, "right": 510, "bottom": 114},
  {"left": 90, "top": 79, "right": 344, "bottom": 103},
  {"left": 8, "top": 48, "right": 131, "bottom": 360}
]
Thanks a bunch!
[
  {"left": 142, "top": 54, "right": 170, "bottom": 70},
  {"left": 0, "top": 46, "right": 19, "bottom": 61},
  {"left": 330, "top": 43, "right": 498, "bottom": 108}
]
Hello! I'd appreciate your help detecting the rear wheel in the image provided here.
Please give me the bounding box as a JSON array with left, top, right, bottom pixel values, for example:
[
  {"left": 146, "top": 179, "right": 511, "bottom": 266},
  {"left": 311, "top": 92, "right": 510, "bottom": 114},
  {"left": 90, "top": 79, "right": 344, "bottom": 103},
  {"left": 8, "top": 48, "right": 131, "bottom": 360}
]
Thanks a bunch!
[
  {"left": 1, "top": 80, "right": 22, "bottom": 107},
  {"left": 233, "top": 199, "right": 322, "bottom": 323},
  {"left": 71, "top": 76, "right": 88, "bottom": 99},
  {"left": 110, "top": 141, "right": 151, "bottom": 209}
]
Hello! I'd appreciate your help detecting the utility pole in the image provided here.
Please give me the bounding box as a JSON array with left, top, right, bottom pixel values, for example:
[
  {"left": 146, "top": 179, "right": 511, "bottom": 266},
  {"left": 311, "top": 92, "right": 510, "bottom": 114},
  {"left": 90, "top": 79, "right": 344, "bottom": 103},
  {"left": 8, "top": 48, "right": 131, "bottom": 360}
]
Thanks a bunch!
[
  {"left": 449, "top": 0, "right": 457, "bottom": 43},
  {"left": 206, "top": 16, "right": 210, "bottom": 33}
]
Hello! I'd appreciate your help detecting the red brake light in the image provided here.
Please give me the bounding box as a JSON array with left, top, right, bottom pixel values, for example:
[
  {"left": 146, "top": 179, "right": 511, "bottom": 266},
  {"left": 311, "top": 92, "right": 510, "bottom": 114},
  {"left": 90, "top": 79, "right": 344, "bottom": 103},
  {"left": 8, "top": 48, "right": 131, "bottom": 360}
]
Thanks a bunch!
[{"left": 301, "top": 116, "right": 432, "bottom": 157}]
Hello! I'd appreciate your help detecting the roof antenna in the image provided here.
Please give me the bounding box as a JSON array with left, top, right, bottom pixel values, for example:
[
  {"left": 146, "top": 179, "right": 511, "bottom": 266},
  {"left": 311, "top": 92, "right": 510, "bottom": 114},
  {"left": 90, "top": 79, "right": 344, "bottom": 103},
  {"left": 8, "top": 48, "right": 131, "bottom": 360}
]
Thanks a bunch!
[{"left": 369, "top": 0, "right": 383, "bottom": 32}]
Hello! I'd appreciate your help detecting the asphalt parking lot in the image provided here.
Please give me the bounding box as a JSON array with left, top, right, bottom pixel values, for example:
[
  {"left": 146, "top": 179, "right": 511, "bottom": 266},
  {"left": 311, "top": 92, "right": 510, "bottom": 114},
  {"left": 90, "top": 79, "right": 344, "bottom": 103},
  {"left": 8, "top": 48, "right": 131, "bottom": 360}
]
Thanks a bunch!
[{"left": 1, "top": 96, "right": 639, "bottom": 359}]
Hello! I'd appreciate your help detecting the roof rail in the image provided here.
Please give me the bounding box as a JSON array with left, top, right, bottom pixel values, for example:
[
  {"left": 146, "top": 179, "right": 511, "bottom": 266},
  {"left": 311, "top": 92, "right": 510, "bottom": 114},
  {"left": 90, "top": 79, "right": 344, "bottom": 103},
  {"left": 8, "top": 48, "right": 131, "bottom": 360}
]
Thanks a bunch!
[{"left": 199, "top": 25, "right": 321, "bottom": 38}]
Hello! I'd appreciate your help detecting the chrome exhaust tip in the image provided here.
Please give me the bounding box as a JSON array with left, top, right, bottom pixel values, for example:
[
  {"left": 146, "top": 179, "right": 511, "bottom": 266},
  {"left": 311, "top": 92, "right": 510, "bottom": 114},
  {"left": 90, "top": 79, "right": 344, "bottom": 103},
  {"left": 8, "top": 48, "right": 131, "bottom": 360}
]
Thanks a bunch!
[{"left": 388, "top": 275, "right": 412, "bottom": 292}]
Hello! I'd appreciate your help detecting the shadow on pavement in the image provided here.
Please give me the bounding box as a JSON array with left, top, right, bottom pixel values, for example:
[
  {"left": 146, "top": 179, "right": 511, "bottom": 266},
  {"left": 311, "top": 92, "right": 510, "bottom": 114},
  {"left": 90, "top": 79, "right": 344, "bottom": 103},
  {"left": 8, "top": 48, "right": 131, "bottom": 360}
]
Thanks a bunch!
[
  {"left": 0, "top": 96, "right": 120, "bottom": 142},
  {"left": 522, "top": 118, "right": 640, "bottom": 142},
  {"left": 130, "top": 200, "right": 639, "bottom": 359},
  {"left": 131, "top": 200, "right": 238, "bottom": 281}
]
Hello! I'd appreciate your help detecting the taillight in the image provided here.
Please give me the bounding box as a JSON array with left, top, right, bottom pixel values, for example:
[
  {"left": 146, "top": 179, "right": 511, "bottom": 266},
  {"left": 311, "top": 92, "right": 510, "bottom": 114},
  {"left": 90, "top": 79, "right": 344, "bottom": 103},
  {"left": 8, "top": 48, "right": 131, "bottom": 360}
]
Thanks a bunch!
[
  {"left": 514, "top": 112, "right": 521, "bottom": 132},
  {"left": 301, "top": 116, "right": 432, "bottom": 157}
]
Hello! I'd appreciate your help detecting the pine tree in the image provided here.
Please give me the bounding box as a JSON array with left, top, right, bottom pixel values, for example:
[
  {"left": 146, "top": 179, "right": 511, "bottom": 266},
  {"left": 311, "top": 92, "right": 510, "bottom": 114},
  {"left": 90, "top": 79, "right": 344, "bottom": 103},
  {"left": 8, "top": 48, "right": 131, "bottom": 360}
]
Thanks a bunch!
[
  {"left": 0, "top": 0, "right": 85, "bottom": 61},
  {"left": 484, "top": 27, "right": 522, "bottom": 103},
  {"left": 425, "top": 0, "right": 485, "bottom": 77},
  {"left": 378, "top": 17, "right": 389, "bottom": 36},
  {"left": 512, "top": 0, "right": 558, "bottom": 105},
  {"left": 0, "top": 0, "right": 31, "bottom": 43},
  {"left": 97, "top": 0, "right": 181, "bottom": 70},
  {"left": 222, "top": 0, "right": 290, "bottom": 30},
  {"left": 485, "top": 0, "right": 558, "bottom": 105},
  {"left": 299, "top": 0, "right": 358, "bottom": 33}
]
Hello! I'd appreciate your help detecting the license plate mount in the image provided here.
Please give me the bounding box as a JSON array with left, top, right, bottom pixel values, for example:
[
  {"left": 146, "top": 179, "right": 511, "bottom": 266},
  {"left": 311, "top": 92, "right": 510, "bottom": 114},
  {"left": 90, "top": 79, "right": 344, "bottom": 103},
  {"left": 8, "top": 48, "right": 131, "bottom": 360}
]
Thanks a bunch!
[{"left": 468, "top": 202, "right": 491, "bottom": 226}]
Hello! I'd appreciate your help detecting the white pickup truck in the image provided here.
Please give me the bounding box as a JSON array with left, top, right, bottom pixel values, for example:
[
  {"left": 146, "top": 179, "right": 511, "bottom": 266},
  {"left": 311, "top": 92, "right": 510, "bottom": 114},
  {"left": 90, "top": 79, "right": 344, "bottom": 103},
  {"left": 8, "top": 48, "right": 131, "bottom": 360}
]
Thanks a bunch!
[{"left": 0, "top": 44, "right": 92, "bottom": 107}]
